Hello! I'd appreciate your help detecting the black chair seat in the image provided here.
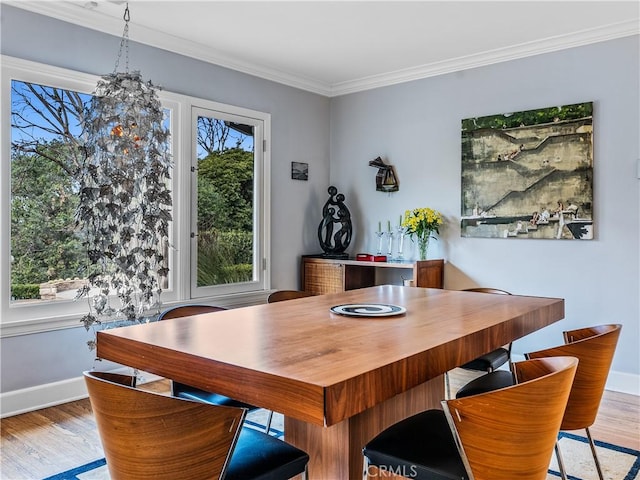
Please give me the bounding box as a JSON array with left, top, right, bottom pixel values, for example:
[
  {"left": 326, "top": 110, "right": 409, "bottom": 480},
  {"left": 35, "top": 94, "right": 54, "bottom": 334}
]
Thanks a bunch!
[
  {"left": 227, "top": 427, "right": 309, "bottom": 480},
  {"left": 455, "top": 369, "right": 515, "bottom": 399},
  {"left": 174, "top": 382, "right": 257, "bottom": 410},
  {"left": 459, "top": 346, "right": 509, "bottom": 372},
  {"left": 174, "top": 381, "right": 274, "bottom": 434},
  {"left": 363, "top": 409, "right": 468, "bottom": 480}
]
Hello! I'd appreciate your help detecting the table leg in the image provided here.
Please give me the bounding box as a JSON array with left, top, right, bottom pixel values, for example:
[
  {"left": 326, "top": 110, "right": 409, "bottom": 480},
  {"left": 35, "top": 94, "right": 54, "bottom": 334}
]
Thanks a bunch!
[{"left": 285, "top": 375, "right": 445, "bottom": 480}]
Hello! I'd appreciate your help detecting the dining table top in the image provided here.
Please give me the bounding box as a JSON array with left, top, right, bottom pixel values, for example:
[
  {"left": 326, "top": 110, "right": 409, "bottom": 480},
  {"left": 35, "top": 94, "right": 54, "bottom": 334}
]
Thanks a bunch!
[{"left": 96, "top": 285, "right": 564, "bottom": 426}]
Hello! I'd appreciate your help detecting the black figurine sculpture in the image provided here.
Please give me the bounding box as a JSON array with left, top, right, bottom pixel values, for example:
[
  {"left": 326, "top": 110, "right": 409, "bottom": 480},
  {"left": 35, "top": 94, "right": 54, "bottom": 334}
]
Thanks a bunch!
[{"left": 318, "top": 186, "right": 352, "bottom": 258}]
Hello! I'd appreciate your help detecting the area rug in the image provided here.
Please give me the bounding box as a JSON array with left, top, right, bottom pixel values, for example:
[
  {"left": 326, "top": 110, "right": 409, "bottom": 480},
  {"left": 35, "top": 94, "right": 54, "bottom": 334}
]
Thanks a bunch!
[
  {"left": 43, "top": 429, "right": 639, "bottom": 480},
  {"left": 546, "top": 432, "right": 639, "bottom": 480}
]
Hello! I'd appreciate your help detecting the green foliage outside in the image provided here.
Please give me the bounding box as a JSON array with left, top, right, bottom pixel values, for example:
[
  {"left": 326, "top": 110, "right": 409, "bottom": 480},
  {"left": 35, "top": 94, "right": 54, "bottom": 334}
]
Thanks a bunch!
[
  {"left": 197, "top": 231, "right": 253, "bottom": 285},
  {"left": 461, "top": 102, "right": 593, "bottom": 131},
  {"left": 11, "top": 143, "right": 85, "bottom": 298},
  {"left": 196, "top": 147, "right": 254, "bottom": 285},
  {"left": 10, "top": 141, "right": 256, "bottom": 297},
  {"left": 10, "top": 284, "right": 40, "bottom": 300},
  {"left": 197, "top": 148, "right": 254, "bottom": 231}
]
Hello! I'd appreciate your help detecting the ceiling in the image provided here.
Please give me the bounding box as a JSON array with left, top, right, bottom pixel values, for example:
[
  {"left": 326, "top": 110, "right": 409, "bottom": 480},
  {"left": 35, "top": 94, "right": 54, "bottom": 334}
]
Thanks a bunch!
[{"left": 7, "top": 1, "right": 640, "bottom": 96}]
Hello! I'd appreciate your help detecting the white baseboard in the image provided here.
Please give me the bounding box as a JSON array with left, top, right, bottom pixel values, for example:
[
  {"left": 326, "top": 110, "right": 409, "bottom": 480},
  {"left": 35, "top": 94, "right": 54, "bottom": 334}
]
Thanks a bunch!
[
  {"left": 509, "top": 354, "right": 639, "bottom": 396},
  {"left": 1, "top": 376, "right": 88, "bottom": 418},
  {"left": 1, "top": 369, "right": 638, "bottom": 418},
  {"left": 0, "top": 369, "right": 163, "bottom": 418},
  {"left": 606, "top": 370, "right": 640, "bottom": 396}
]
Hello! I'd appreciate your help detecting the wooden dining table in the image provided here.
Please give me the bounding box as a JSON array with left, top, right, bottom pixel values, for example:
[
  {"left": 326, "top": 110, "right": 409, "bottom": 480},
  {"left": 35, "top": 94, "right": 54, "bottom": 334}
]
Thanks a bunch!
[{"left": 96, "top": 285, "right": 564, "bottom": 480}]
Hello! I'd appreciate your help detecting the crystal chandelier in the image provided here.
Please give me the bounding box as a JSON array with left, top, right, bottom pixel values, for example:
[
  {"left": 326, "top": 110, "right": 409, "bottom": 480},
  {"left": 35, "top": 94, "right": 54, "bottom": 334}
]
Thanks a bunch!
[{"left": 77, "top": 3, "right": 172, "bottom": 336}]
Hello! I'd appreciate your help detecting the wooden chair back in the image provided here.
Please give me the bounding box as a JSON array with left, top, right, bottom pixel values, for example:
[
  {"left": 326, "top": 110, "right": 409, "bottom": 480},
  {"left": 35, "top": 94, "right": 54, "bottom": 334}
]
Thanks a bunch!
[
  {"left": 525, "top": 324, "right": 621, "bottom": 430},
  {"left": 158, "top": 304, "right": 226, "bottom": 320},
  {"left": 267, "top": 290, "right": 314, "bottom": 303},
  {"left": 84, "top": 370, "right": 246, "bottom": 480},
  {"left": 443, "top": 356, "right": 578, "bottom": 480},
  {"left": 462, "top": 287, "right": 511, "bottom": 295},
  {"left": 89, "top": 371, "right": 137, "bottom": 387}
]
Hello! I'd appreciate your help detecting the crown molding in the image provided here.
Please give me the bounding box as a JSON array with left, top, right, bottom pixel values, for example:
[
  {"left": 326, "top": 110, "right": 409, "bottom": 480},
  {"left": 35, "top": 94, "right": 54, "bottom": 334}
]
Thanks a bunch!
[
  {"left": 4, "top": 1, "right": 333, "bottom": 96},
  {"left": 5, "top": 2, "right": 639, "bottom": 98},
  {"left": 329, "top": 18, "right": 640, "bottom": 96}
]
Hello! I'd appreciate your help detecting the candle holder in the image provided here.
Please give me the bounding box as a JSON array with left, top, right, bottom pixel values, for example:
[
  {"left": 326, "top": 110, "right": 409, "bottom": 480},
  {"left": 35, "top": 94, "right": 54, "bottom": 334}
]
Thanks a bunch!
[
  {"left": 386, "top": 231, "right": 394, "bottom": 256},
  {"left": 396, "top": 226, "right": 406, "bottom": 260},
  {"left": 375, "top": 231, "right": 385, "bottom": 255}
]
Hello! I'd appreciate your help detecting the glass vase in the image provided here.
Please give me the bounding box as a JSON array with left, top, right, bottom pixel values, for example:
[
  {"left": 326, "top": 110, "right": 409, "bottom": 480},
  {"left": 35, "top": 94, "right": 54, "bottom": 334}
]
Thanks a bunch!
[{"left": 418, "top": 236, "right": 430, "bottom": 261}]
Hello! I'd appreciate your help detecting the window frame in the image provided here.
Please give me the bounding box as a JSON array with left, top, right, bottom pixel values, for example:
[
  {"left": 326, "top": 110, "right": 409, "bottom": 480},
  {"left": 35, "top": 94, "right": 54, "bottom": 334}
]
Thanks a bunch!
[
  {"left": 190, "top": 104, "right": 269, "bottom": 298},
  {"left": 1, "top": 55, "right": 271, "bottom": 337}
]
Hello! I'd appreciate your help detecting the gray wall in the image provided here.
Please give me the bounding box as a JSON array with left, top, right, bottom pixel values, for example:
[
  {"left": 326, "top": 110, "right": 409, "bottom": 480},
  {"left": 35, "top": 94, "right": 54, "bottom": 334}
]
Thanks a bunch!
[
  {"left": 329, "top": 35, "right": 640, "bottom": 386},
  {"left": 1, "top": 5, "right": 330, "bottom": 393}
]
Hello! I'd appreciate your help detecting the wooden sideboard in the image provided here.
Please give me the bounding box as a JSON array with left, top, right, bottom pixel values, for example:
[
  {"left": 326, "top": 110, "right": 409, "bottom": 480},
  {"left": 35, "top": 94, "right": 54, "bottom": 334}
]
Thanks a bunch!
[{"left": 301, "top": 255, "right": 444, "bottom": 294}]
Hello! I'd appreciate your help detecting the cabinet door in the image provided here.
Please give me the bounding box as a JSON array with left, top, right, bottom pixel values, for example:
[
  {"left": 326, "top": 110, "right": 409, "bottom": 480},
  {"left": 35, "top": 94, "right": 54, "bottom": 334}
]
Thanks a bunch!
[
  {"left": 303, "top": 260, "right": 345, "bottom": 294},
  {"left": 414, "top": 260, "right": 444, "bottom": 288},
  {"left": 344, "top": 265, "right": 375, "bottom": 290}
]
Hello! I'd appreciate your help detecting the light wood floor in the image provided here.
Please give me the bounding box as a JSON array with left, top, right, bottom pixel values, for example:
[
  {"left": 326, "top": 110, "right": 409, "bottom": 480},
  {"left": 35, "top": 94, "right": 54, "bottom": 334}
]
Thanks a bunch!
[{"left": 1, "top": 370, "right": 639, "bottom": 479}]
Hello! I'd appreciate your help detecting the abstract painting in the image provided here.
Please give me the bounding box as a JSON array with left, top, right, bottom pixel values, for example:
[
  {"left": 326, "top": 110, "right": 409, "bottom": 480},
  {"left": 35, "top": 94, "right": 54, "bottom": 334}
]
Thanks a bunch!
[{"left": 461, "top": 102, "right": 593, "bottom": 240}]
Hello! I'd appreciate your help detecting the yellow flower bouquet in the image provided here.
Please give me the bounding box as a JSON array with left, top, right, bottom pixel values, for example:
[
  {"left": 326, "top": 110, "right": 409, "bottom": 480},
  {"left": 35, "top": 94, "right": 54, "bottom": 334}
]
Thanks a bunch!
[{"left": 402, "top": 207, "right": 443, "bottom": 260}]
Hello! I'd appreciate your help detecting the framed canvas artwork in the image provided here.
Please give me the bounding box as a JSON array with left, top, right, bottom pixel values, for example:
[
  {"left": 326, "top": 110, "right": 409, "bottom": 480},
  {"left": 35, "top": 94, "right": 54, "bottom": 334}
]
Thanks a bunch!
[{"left": 461, "top": 102, "right": 593, "bottom": 240}]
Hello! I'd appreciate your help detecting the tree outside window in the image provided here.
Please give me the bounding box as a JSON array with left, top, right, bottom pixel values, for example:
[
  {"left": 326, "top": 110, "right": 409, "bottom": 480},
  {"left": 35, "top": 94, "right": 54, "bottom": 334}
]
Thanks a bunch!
[
  {"left": 10, "top": 80, "right": 90, "bottom": 302},
  {"left": 195, "top": 114, "right": 255, "bottom": 287}
]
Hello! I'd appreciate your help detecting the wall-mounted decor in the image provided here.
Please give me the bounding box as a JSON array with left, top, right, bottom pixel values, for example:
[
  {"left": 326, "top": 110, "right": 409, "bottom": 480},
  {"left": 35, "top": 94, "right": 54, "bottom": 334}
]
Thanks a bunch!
[
  {"left": 369, "top": 156, "right": 399, "bottom": 192},
  {"left": 461, "top": 102, "right": 593, "bottom": 240},
  {"left": 292, "top": 161, "right": 308, "bottom": 180}
]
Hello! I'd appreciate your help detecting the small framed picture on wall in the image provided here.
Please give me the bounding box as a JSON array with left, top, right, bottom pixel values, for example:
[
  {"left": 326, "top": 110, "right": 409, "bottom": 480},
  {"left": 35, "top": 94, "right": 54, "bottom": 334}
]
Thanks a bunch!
[{"left": 292, "top": 162, "right": 309, "bottom": 181}]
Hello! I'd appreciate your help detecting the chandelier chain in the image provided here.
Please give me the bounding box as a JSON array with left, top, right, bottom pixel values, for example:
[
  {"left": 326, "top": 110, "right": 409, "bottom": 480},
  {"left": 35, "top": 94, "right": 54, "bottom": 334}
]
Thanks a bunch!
[{"left": 113, "top": 3, "right": 130, "bottom": 74}]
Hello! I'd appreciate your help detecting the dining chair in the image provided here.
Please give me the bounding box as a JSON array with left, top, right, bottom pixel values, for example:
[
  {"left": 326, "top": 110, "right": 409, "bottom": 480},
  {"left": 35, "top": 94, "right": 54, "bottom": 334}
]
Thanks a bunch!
[
  {"left": 445, "top": 287, "right": 512, "bottom": 398},
  {"left": 454, "top": 324, "right": 622, "bottom": 480},
  {"left": 157, "top": 304, "right": 273, "bottom": 434},
  {"left": 84, "top": 371, "right": 309, "bottom": 480},
  {"left": 526, "top": 324, "right": 622, "bottom": 480},
  {"left": 267, "top": 290, "right": 314, "bottom": 303},
  {"left": 362, "top": 356, "right": 578, "bottom": 480}
]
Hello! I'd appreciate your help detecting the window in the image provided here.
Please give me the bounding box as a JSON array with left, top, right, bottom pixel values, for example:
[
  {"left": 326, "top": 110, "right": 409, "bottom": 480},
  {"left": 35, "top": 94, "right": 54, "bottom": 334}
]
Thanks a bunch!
[
  {"left": 10, "top": 79, "right": 90, "bottom": 304},
  {"left": 192, "top": 107, "right": 266, "bottom": 297},
  {"left": 1, "top": 56, "right": 271, "bottom": 335}
]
